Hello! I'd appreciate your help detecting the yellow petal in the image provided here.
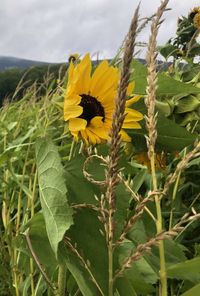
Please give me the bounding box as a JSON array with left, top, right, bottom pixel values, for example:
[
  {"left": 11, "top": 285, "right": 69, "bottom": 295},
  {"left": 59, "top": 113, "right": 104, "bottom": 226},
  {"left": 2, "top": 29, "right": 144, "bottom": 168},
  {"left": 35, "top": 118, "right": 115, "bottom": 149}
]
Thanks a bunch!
[
  {"left": 64, "top": 94, "right": 81, "bottom": 106},
  {"left": 120, "top": 130, "right": 131, "bottom": 142},
  {"left": 88, "top": 126, "right": 109, "bottom": 140},
  {"left": 85, "top": 129, "right": 98, "bottom": 145},
  {"left": 126, "top": 95, "right": 141, "bottom": 107},
  {"left": 71, "top": 130, "right": 79, "bottom": 141},
  {"left": 80, "top": 130, "right": 89, "bottom": 145},
  {"left": 90, "top": 116, "right": 104, "bottom": 128},
  {"left": 90, "top": 63, "right": 119, "bottom": 98},
  {"left": 90, "top": 60, "right": 110, "bottom": 93},
  {"left": 74, "top": 54, "right": 91, "bottom": 94},
  {"left": 68, "top": 62, "right": 75, "bottom": 82},
  {"left": 64, "top": 105, "right": 83, "bottom": 121},
  {"left": 99, "top": 89, "right": 117, "bottom": 106},
  {"left": 126, "top": 81, "right": 135, "bottom": 96},
  {"left": 68, "top": 118, "right": 87, "bottom": 131},
  {"left": 125, "top": 108, "right": 144, "bottom": 121},
  {"left": 122, "top": 121, "right": 141, "bottom": 129}
]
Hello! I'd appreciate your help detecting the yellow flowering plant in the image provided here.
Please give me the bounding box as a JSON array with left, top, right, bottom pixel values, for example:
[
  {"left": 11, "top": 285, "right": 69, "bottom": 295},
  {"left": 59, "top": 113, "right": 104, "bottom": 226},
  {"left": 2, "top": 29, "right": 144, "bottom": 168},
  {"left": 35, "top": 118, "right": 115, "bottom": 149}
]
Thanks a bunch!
[
  {"left": 64, "top": 54, "right": 143, "bottom": 145},
  {"left": 1, "top": 3, "right": 200, "bottom": 296}
]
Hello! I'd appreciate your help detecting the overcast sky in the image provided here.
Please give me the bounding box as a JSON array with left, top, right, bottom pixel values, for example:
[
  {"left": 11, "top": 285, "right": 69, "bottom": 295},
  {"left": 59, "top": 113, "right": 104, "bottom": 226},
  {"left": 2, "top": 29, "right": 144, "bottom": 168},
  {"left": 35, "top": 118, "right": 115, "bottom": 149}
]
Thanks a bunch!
[{"left": 0, "top": 0, "right": 200, "bottom": 62}]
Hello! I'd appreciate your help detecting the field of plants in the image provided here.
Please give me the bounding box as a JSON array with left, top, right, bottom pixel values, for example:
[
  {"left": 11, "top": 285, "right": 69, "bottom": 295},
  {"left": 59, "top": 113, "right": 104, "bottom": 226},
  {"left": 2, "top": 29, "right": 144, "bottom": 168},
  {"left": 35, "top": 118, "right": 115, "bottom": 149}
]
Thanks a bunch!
[{"left": 1, "top": 1, "right": 200, "bottom": 295}]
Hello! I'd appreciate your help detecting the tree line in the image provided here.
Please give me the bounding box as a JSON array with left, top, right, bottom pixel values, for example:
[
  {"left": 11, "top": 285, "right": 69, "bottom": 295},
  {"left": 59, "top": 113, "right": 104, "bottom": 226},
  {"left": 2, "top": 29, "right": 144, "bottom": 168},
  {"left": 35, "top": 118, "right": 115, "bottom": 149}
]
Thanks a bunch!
[{"left": 0, "top": 64, "right": 68, "bottom": 107}]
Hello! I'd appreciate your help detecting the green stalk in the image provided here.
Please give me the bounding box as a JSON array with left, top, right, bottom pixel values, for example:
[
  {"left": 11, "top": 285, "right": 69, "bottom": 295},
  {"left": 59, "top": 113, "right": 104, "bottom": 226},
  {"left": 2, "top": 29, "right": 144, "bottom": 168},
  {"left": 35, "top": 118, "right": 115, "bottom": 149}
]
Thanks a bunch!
[
  {"left": 150, "top": 156, "right": 167, "bottom": 296},
  {"left": 58, "top": 264, "right": 67, "bottom": 296},
  {"left": 169, "top": 171, "right": 181, "bottom": 230},
  {"left": 169, "top": 148, "right": 186, "bottom": 230},
  {"left": 108, "top": 214, "right": 113, "bottom": 296},
  {"left": 69, "top": 139, "right": 75, "bottom": 160},
  {"left": 30, "top": 258, "right": 35, "bottom": 296}
]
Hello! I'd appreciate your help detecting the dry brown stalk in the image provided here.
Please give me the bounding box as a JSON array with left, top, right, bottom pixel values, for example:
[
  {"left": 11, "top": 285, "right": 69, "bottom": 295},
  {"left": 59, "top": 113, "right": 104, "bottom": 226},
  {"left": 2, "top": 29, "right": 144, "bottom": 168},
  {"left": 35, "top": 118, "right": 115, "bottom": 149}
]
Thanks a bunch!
[
  {"left": 105, "top": 3, "right": 140, "bottom": 231},
  {"left": 144, "top": 2, "right": 170, "bottom": 295},
  {"left": 104, "top": 4, "right": 140, "bottom": 245},
  {"left": 136, "top": 14, "right": 156, "bottom": 36},
  {"left": 145, "top": 0, "right": 169, "bottom": 159},
  {"left": 24, "top": 229, "right": 57, "bottom": 293},
  {"left": 71, "top": 203, "right": 108, "bottom": 215},
  {"left": 162, "top": 141, "right": 200, "bottom": 197},
  {"left": 104, "top": 6, "right": 140, "bottom": 295},
  {"left": 83, "top": 154, "right": 107, "bottom": 186}
]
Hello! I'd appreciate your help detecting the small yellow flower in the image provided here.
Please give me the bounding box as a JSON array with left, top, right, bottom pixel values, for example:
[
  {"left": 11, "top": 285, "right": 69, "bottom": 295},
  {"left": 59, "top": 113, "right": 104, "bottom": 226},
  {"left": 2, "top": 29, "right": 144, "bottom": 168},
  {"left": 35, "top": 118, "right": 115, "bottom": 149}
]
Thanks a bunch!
[
  {"left": 189, "top": 7, "right": 200, "bottom": 29},
  {"left": 189, "top": 7, "right": 200, "bottom": 18},
  {"left": 68, "top": 53, "right": 79, "bottom": 63},
  {"left": 134, "top": 152, "right": 166, "bottom": 172},
  {"left": 193, "top": 12, "right": 200, "bottom": 29},
  {"left": 64, "top": 54, "right": 143, "bottom": 145}
]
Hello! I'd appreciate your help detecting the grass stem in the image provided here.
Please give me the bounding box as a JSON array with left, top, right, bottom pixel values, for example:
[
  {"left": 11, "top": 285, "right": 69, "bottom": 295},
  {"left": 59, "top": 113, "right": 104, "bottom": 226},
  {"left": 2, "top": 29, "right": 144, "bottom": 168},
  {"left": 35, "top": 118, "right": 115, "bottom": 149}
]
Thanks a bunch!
[{"left": 58, "top": 264, "right": 67, "bottom": 296}]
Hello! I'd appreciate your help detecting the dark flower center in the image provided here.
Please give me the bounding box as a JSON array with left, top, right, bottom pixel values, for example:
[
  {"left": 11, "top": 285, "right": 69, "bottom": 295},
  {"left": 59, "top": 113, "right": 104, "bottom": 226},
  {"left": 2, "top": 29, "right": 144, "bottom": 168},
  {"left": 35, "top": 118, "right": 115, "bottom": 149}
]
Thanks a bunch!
[{"left": 78, "top": 94, "right": 105, "bottom": 125}]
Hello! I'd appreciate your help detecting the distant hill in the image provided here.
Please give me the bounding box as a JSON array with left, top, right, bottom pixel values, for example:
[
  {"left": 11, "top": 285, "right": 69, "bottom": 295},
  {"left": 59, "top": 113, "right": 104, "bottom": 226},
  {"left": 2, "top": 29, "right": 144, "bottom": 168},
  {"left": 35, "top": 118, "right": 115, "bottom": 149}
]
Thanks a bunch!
[
  {"left": 0, "top": 56, "right": 54, "bottom": 71},
  {"left": 0, "top": 56, "right": 171, "bottom": 107}
]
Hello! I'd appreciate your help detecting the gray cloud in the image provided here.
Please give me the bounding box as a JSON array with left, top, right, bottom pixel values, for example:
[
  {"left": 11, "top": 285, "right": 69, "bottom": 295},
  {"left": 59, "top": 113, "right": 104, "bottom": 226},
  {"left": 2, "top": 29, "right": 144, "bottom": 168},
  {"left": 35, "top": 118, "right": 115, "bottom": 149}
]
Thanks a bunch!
[{"left": 0, "top": 0, "right": 200, "bottom": 62}]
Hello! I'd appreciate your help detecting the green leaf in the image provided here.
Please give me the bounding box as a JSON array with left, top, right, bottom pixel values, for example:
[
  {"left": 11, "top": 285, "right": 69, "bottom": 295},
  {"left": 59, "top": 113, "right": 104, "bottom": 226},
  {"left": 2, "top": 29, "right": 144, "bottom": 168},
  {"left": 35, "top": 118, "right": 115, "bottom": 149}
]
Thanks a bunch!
[
  {"left": 65, "top": 154, "right": 101, "bottom": 205},
  {"left": 175, "top": 95, "right": 200, "bottom": 113},
  {"left": 65, "top": 208, "right": 108, "bottom": 295},
  {"left": 158, "top": 44, "right": 177, "bottom": 59},
  {"left": 35, "top": 137, "right": 73, "bottom": 257},
  {"left": 128, "top": 99, "right": 196, "bottom": 151},
  {"left": 131, "top": 60, "right": 200, "bottom": 97},
  {"left": 167, "top": 257, "right": 200, "bottom": 282},
  {"left": 60, "top": 243, "right": 103, "bottom": 296},
  {"left": 117, "top": 241, "right": 157, "bottom": 294},
  {"left": 181, "top": 283, "right": 200, "bottom": 296},
  {"left": 115, "top": 277, "right": 137, "bottom": 296},
  {"left": 16, "top": 213, "right": 58, "bottom": 276}
]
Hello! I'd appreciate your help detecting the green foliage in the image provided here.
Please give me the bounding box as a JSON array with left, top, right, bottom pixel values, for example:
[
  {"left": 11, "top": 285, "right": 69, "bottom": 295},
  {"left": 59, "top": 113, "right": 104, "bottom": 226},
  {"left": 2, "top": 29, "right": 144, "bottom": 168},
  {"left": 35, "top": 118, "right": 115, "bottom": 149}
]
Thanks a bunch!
[
  {"left": 167, "top": 257, "right": 200, "bottom": 282},
  {"left": 0, "top": 63, "right": 67, "bottom": 107},
  {"left": 0, "top": 25, "right": 200, "bottom": 295},
  {"left": 36, "top": 138, "right": 73, "bottom": 257},
  {"left": 181, "top": 283, "right": 200, "bottom": 296}
]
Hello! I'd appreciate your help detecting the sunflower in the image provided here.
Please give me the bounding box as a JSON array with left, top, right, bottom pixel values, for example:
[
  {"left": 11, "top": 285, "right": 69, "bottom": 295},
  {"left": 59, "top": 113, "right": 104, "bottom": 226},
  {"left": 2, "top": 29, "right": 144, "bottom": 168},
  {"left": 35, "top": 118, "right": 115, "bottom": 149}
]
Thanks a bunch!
[
  {"left": 189, "top": 6, "right": 200, "bottom": 20},
  {"left": 193, "top": 12, "right": 200, "bottom": 29},
  {"left": 189, "top": 7, "right": 200, "bottom": 29},
  {"left": 64, "top": 54, "right": 143, "bottom": 145},
  {"left": 68, "top": 53, "right": 79, "bottom": 64},
  {"left": 134, "top": 152, "right": 166, "bottom": 172}
]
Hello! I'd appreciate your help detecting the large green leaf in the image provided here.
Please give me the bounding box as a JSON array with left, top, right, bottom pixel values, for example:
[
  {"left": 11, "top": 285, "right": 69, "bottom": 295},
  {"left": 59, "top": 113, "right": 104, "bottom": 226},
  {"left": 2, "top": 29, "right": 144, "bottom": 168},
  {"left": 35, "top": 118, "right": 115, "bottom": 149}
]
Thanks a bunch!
[
  {"left": 35, "top": 137, "right": 73, "bottom": 257},
  {"left": 115, "top": 277, "right": 137, "bottom": 296},
  {"left": 64, "top": 154, "right": 102, "bottom": 205},
  {"left": 128, "top": 100, "right": 196, "bottom": 152},
  {"left": 167, "top": 257, "right": 200, "bottom": 282},
  {"left": 131, "top": 60, "right": 200, "bottom": 96},
  {"left": 116, "top": 241, "right": 157, "bottom": 295},
  {"left": 181, "top": 283, "right": 200, "bottom": 296},
  {"left": 60, "top": 243, "right": 100, "bottom": 296},
  {"left": 63, "top": 208, "right": 108, "bottom": 296},
  {"left": 15, "top": 213, "right": 58, "bottom": 275}
]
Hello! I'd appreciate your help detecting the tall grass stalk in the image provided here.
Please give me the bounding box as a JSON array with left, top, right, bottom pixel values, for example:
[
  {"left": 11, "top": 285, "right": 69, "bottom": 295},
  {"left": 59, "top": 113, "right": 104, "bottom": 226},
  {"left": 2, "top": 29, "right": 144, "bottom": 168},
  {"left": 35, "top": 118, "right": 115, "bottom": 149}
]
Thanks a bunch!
[
  {"left": 145, "top": 0, "right": 169, "bottom": 295},
  {"left": 105, "top": 6, "right": 139, "bottom": 296}
]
